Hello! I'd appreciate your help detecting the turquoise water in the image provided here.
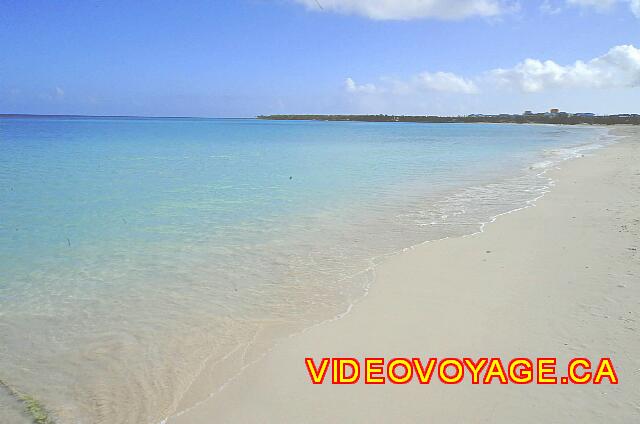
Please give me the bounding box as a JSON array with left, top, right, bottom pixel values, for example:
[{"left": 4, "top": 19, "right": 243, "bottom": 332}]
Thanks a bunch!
[{"left": 0, "top": 118, "right": 610, "bottom": 423}]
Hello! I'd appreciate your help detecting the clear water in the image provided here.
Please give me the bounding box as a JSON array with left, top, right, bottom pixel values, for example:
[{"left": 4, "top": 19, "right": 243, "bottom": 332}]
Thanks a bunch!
[{"left": 0, "top": 118, "right": 610, "bottom": 423}]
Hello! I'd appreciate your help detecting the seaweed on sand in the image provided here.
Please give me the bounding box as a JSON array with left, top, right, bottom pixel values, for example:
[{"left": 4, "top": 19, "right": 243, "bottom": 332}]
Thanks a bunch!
[{"left": 0, "top": 378, "right": 55, "bottom": 424}]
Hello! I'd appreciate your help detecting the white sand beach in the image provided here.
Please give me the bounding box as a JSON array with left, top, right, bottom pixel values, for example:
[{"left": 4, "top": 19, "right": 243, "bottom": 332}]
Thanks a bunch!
[{"left": 168, "top": 126, "right": 640, "bottom": 423}]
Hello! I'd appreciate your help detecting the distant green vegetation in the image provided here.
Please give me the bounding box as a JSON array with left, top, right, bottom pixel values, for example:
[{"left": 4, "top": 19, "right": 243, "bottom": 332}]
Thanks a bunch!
[
  {"left": 0, "top": 378, "right": 55, "bottom": 424},
  {"left": 258, "top": 114, "right": 640, "bottom": 125}
]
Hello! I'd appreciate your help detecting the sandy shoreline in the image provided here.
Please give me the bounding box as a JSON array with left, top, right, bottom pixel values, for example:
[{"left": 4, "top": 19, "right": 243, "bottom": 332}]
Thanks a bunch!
[{"left": 169, "top": 126, "right": 640, "bottom": 423}]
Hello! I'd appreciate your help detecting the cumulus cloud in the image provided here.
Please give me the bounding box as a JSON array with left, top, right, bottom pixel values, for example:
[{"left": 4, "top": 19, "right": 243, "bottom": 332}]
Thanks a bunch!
[
  {"left": 489, "top": 44, "right": 640, "bottom": 92},
  {"left": 415, "top": 72, "right": 479, "bottom": 93},
  {"left": 344, "top": 77, "right": 379, "bottom": 93},
  {"left": 293, "top": 0, "right": 509, "bottom": 20},
  {"left": 346, "top": 45, "right": 640, "bottom": 106},
  {"left": 345, "top": 71, "right": 479, "bottom": 97}
]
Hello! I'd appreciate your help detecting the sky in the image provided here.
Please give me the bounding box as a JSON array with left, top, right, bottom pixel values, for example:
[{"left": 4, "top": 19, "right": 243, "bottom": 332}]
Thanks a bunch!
[{"left": 1, "top": 0, "right": 639, "bottom": 117}]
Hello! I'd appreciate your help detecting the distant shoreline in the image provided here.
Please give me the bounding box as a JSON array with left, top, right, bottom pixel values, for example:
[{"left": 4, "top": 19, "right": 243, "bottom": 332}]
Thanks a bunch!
[{"left": 258, "top": 114, "right": 640, "bottom": 126}]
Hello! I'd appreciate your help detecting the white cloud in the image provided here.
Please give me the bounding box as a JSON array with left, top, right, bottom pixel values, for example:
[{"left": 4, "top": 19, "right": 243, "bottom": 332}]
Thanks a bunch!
[
  {"left": 345, "top": 71, "right": 479, "bottom": 97},
  {"left": 415, "top": 71, "right": 479, "bottom": 93},
  {"left": 55, "top": 87, "right": 65, "bottom": 98},
  {"left": 346, "top": 45, "right": 640, "bottom": 110},
  {"left": 342, "top": 45, "right": 640, "bottom": 115},
  {"left": 567, "top": 0, "right": 640, "bottom": 16},
  {"left": 489, "top": 45, "right": 640, "bottom": 92},
  {"left": 293, "top": 0, "right": 508, "bottom": 20},
  {"left": 344, "top": 77, "right": 379, "bottom": 93}
]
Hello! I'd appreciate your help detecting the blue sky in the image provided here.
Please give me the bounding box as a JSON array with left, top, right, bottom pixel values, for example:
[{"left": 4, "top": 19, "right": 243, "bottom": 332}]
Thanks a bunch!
[{"left": 1, "top": 0, "right": 639, "bottom": 117}]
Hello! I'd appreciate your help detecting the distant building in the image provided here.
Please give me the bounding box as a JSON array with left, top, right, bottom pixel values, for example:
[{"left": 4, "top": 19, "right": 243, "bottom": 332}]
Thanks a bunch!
[
  {"left": 575, "top": 113, "right": 596, "bottom": 117},
  {"left": 523, "top": 110, "right": 533, "bottom": 116},
  {"left": 550, "top": 108, "right": 560, "bottom": 114}
]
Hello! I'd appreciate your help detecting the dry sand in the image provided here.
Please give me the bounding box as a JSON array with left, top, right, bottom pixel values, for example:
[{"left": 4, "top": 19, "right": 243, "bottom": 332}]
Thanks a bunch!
[{"left": 169, "top": 127, "right": 640, "bottom": 423}]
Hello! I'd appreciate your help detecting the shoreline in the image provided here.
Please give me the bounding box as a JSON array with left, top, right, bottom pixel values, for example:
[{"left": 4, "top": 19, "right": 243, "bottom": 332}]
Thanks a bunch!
[
  {"left": 1, "top": 119, "right": 613, "bottom": 424},
  {"left": 157, "top": 126, "right": 614, "bottom": 423},
  {"left": 168, "top": 126, "right": 640, "bottom": 423},
  {"left": 160, "top": 126, "right": 613, "bottom": 422}
]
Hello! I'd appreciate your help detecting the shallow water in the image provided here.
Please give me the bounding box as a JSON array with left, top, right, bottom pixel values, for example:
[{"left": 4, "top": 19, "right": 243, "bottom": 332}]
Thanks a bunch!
[{"left": 0, "top": 118, "right": 611, "bottom": 423}]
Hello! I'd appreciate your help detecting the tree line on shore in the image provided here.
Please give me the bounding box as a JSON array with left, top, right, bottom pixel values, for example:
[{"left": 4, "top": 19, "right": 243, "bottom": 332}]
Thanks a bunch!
[{"left": 257, "top": 114, "right": 640, "bottom": 125}]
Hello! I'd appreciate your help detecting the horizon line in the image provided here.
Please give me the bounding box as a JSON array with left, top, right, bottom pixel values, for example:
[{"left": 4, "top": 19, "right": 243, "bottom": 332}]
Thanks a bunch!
[{"left": 0, "top": 113, "right": 255, "bottom": 120}]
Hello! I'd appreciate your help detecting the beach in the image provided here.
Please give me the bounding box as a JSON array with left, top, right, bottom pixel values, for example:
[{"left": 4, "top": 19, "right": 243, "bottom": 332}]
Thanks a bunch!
[
  {"left": 6, "top": 119, "right": 613, "bottom": 424},
  {"left": 0, "top": 121, "right": 635, "bottom": 423},
  {"left": 169, "top": 126, "right": 640, "bottom": 423}
]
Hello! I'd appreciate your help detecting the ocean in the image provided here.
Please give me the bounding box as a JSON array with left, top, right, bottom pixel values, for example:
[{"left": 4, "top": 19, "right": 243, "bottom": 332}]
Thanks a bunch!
[{"left": 0, "top": 117, "right": 612, "bottom": 423}]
